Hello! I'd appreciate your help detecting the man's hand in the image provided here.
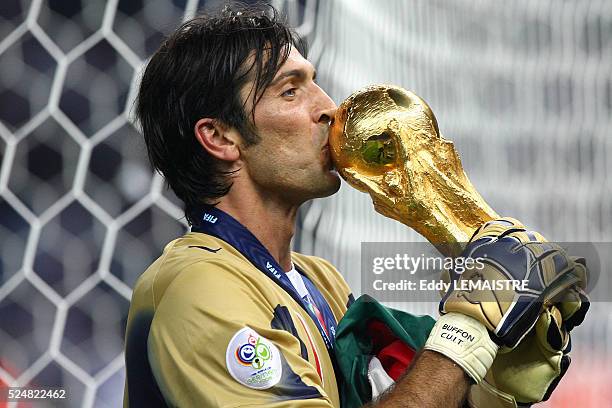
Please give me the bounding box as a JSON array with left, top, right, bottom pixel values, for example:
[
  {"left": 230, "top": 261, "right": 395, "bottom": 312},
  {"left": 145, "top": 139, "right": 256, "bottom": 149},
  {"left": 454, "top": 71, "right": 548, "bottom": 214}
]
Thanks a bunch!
[
  {"left": 468, "top": 307, "right": 571, "bottom": 407},
  {"left": 423, "top": 218, "right": 588, "bottom": 384},
  {"left": 468, "top": 283, "right": 589, "bottom": 407}
]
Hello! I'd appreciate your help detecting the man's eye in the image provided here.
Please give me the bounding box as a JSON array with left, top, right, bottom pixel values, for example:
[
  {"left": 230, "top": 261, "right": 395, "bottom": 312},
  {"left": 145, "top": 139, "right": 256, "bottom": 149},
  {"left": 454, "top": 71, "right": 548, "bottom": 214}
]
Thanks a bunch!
[{"left": 282, "top": 88, "right": 297, "bottom": 97}]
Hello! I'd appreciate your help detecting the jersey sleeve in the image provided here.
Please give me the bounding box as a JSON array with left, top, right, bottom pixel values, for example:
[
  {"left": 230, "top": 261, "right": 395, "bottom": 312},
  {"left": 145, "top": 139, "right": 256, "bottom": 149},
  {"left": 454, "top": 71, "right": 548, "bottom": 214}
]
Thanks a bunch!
[{"left": 147, "top": 260, "right": 335, "bottom": 408}]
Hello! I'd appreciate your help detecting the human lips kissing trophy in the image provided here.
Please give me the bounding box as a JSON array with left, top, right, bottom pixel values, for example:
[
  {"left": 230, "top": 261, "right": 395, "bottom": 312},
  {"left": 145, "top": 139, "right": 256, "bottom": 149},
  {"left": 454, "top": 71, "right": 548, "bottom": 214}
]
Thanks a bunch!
[{"left": 328, "top": 85, "right": 589, "bottom": 408}]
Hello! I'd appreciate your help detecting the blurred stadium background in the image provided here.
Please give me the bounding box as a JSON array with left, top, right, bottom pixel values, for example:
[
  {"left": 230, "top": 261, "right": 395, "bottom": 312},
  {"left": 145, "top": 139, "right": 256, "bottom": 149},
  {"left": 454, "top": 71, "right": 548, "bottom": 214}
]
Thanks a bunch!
[{"left": 0, "top": 0, "right": 610, "bottom": 406}]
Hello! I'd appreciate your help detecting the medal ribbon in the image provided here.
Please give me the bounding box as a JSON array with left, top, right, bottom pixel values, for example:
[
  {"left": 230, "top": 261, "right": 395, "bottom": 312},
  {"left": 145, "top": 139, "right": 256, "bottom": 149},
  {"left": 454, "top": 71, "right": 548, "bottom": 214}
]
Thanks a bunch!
[{"left": 190, "top": 205, "right": 337, "bottom": 350}]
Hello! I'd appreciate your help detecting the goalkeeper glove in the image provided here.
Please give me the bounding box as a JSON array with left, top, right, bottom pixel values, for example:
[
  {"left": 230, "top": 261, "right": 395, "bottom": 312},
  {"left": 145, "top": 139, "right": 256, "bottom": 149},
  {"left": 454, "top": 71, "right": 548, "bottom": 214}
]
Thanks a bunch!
[{"left": 424, "top": 218, "right": 587, "bottom": 384}]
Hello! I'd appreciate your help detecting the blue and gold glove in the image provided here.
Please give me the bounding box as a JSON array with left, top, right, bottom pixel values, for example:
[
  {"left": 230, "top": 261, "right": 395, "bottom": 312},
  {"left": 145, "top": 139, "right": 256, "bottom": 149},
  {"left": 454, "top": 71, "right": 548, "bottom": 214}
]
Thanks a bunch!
[
  {"left": 424, "top": 218, "right": 588, "bottom": 384},
  {"left": 469, "top": 276, "right": 589, "bottom": 407}
]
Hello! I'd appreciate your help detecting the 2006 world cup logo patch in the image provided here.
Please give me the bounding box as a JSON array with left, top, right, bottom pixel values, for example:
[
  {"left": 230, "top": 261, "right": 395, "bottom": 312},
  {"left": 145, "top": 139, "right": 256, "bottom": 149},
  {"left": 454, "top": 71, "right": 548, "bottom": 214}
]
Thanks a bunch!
[
  {"left": 236, "top": 333, "right": 272, "bottom": 369},
  {"left": 226, "top": 328, "right": 282, "bottom": 389}
]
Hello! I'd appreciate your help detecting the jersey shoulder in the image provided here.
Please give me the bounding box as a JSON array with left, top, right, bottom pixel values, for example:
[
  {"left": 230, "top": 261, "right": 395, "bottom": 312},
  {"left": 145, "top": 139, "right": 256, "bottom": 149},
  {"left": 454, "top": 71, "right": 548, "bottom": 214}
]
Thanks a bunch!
[
  {"left": 126, "top": 234, "right": 340, "bottom": 408},
  {"left": 131, "top": 231, "right": 263, "bottom": 313}
]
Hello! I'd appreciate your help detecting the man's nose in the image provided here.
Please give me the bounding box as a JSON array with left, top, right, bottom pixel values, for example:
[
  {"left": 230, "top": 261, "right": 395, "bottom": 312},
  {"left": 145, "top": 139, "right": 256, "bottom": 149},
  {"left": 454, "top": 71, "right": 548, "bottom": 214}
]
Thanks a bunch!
[
  {"left": 314, "top": 86, "right": 337, "bottom": 125},
  {"left": 318, "top": 106, "right": 336, "bottom": 126}
]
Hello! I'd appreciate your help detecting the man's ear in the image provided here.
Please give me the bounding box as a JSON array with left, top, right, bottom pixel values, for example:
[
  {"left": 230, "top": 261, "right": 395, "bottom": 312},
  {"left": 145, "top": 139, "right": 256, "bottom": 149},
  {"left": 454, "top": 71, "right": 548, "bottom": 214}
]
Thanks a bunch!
[{"left": 194, "top": 118, "right": 240, "bottom": 162}]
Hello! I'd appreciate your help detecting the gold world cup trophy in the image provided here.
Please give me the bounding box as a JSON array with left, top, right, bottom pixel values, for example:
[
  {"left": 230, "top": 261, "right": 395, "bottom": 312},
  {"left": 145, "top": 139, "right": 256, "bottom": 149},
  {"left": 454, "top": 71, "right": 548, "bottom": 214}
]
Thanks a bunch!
[
  {"left": 328, "top": 84, "right": 498, "bottom": 258},
  {"left": 328, "top": 85, "right": 588, "bottom": 408}
]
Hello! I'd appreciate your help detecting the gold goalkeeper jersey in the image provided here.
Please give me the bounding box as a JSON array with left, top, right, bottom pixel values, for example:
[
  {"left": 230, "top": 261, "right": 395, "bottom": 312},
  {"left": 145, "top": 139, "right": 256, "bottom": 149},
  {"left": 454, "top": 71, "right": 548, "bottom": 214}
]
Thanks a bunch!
[{"left": 124, "top": 210, "right": 353, "bottom": 408}]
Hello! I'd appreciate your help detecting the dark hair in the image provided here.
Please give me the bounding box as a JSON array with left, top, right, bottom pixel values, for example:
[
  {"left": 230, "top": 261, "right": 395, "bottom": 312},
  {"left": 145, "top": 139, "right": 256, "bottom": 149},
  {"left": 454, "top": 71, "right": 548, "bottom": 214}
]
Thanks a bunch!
[{"left": 136, "top": 2, "right": 307, "bottom": 225}]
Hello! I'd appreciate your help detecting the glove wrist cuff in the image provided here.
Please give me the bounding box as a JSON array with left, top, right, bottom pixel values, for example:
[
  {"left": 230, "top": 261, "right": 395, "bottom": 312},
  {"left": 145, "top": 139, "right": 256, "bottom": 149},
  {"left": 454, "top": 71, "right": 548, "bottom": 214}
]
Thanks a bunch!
[{"left": 424, "top": 313, "right": 499, "bottom": 383}]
